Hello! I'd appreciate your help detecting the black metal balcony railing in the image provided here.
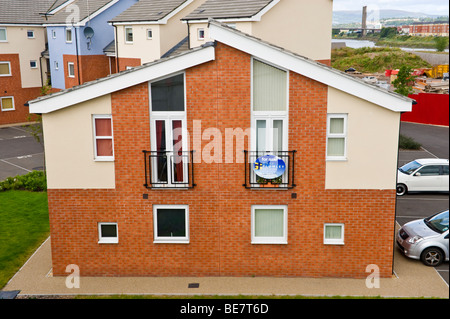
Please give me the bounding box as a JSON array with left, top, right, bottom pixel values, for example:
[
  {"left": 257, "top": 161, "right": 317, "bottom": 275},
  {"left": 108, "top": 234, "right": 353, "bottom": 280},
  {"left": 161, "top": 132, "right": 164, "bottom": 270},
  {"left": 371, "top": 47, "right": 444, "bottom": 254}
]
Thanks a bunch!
[
  {"left": 243, "top": 150, "right": 297, "bottom": 189},
  {"left": 143, "top": 150, "right": 196, "bottom": 189}
]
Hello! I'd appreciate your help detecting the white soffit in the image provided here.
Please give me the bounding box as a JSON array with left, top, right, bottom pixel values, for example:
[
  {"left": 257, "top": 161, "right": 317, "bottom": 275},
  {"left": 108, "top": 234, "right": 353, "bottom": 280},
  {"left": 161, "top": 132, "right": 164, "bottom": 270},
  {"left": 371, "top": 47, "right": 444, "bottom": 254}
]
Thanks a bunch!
[
  {"left": 29, "top": 45, "right": 215, "bottom": 114},
  {"left": 208, "top": 21, "right": 412, "bottom": 113}
]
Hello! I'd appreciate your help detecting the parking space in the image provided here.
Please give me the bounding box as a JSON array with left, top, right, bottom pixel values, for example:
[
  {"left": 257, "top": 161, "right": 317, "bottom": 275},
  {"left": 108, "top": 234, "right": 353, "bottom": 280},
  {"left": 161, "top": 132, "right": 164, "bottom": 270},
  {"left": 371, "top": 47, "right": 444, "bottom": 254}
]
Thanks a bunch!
[
  {"left": 396, "top": 122, "right": 449, "bottom": 286},
  {"left": 0, "top": 124, "right": 44, "bottom": 181}
]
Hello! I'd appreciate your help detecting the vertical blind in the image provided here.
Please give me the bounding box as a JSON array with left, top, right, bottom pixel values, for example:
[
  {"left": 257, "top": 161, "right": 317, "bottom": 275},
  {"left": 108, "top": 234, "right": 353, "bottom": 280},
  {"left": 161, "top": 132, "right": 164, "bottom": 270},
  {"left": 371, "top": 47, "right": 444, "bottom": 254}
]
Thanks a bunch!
[
  {"left": 254, "top": 209, "right": 284, "bottom": 237},
  {"left": 253, "top": 60, "right": 287, "bottom": 112},
  {"left": 325, "top": 225, "right": 342, "bottom": 239}
]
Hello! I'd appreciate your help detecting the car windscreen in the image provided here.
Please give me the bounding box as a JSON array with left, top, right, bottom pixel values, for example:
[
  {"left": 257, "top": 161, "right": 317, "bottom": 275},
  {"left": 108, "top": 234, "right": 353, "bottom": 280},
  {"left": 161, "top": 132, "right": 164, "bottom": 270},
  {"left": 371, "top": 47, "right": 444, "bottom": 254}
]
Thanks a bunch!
[
  {"left": 399, "top": 161, "right": 422, "bottom": 175},
  {"left": 424, "top": 211, "right": 449, "bottom": 234}
]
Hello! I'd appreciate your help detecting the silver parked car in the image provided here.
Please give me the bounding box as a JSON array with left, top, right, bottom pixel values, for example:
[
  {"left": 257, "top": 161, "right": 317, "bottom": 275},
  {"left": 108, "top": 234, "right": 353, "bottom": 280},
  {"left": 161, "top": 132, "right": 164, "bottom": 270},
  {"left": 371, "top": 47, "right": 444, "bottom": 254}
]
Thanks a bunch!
[{"left": 397, "top": 210, "right": 449, "bottom": 267}]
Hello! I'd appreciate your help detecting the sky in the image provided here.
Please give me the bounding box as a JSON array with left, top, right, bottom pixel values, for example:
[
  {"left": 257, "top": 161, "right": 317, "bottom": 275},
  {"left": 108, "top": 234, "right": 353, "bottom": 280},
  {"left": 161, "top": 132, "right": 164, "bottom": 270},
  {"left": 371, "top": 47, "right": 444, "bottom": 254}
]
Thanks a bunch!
[{"left": 333, "top": 0, "right": 449, "bottom": 16}]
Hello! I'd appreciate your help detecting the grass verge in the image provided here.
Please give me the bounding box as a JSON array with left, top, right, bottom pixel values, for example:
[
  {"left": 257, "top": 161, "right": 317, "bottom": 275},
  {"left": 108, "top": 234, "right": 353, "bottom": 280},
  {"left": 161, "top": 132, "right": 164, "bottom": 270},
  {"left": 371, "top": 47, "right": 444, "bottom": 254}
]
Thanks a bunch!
[{"left": 0, "top": 190, "right": 49, "bottom": 289}]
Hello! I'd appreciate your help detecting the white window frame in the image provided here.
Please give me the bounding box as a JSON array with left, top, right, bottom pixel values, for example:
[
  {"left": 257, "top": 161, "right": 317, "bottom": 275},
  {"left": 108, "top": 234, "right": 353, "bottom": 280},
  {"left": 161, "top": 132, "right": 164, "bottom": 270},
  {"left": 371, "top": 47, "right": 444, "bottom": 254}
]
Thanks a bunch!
[
  {"left": 1, "top": 96, "right": 15, "bottom": 112},
  {"left": 65, "top": 28, "right": 72, "bottom": 43},
  {"left": 93, "top": 114, "right": 114, "bottom": 161},
  {"left": 153, "top": 205, "right": 189, "bottom": 244},
  {"left": 149, "top": 72, "right": 189, "bottom": 187},
  {"left": 147, "top": 28, "right": 153, "bottom": 40},
  {"left": 27, "top": 30, "right": 35, "bottom": 39},
  {"left": 54, "top": 61, "right": 59, "bottom": 70},
  {"left": 251, "top": 205, "right": 288, "bottom": 245},
  {"left": 52, "top": 30, "right": 57, "bottom": 39},
  {"left": 197, "top": 28, "right": 205, "bottom": 40},
  {"left": 324, "top": 223, "right": 345, "bottom": 245},
  {"left": 98, "top": 222, "right": 119, "bottom": 244},
  {"left": 30, "top": 60, "right": 38, "bottom": 69},
  {"left": 68, "top": 62, "right": 75, "bottom": 78},
  {"left": 0, "top": 61, "right": 11, "bottom": 76},
  {"left": 125, "top": 26, "right": 133, "bottom": 43},
  {"left": 0, "top": 27, "right": 7, "bottom": 42},
  {"left": 326, "top": 114, "right": 348, "bottom": 161}
]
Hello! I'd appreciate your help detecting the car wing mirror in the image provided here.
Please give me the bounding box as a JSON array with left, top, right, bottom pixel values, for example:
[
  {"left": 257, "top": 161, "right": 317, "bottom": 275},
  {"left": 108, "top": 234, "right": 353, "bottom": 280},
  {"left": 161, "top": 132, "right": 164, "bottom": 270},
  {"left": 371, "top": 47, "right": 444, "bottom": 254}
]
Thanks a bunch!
[{"left": 414, "top": 172, "right": 421, "bottom": 176}]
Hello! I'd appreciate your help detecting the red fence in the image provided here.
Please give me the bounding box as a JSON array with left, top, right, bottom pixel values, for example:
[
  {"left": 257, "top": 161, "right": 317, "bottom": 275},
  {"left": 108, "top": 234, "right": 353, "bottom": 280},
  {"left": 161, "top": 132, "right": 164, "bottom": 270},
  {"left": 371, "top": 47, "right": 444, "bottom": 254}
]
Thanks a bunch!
[{"left": 402, "top": 93, "right": 449, "bottom": 126}]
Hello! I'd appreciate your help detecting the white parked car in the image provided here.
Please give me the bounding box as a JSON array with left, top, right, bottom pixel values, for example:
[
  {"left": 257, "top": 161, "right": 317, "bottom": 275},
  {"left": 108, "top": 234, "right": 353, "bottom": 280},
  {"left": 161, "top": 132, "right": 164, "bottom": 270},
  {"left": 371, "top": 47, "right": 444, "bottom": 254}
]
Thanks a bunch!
[
  {"left": 362, "top": 76, "right": 377, "bottom": 84},
  {"left": 397, "top": 158, "right": 449, "bottom": 196}
]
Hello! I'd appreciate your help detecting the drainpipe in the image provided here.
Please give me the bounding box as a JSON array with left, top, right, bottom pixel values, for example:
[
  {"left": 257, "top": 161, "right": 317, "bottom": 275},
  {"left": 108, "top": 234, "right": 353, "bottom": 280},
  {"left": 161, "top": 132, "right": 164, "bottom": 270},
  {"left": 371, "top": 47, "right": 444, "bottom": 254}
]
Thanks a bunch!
[
  {"left": 187, "top": 20, "right": 191, "bottom": 49},
  {"left": 74, "top": 24, "right": 81, "bottom": 85},
  {"left": 114, "top": 24, "right": 119, "bottom": 73}
]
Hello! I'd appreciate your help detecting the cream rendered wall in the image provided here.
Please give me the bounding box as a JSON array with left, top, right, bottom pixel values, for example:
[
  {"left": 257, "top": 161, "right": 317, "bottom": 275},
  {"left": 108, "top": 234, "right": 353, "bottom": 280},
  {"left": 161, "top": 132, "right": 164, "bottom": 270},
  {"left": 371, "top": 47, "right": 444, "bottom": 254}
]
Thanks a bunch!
[
  {"left": 43, "top": 94, "right": 116, "bottom": 189},
  {"left": 325, "top": 87, "right": 401, "bottom": 190},
  {"left": 116, "top": 24, "right": 162, "bottom": 63},
  {"left": 0, "top": 26, "right": 46, "bottom": 88},
  {"left": 252, "top": 0, "right": 333, "bottom": 61},
  {"left": 189, "top": 21, "right": 253, "bottom": 49}
]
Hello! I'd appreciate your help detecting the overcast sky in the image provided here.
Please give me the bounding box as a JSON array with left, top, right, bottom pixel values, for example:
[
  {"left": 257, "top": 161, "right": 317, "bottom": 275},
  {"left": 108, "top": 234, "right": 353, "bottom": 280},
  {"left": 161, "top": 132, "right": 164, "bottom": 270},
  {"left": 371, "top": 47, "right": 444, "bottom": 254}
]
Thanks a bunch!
[{"left": 333, "top": 0, "right": 449, "bottom": 16}]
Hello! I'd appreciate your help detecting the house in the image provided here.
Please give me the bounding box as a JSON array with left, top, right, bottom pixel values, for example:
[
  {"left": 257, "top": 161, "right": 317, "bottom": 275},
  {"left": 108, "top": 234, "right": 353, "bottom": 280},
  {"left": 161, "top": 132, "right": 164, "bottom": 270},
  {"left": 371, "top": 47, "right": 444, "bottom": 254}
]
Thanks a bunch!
[
  {"left": 44, "top": 0, "right": 138, "bottom": 90},
  {"left": 0, "top": 0, "right": 68, "bottom": 125},
  {"left": 182, "top": 0, "right": 333, "bottom": 65},
  {"left": 108, "top": 0, "right": 207, "bottom": 72},
  {"left": 29, "top": 20, "right": 412, "bottom": 279},
  {"left": 404, "top": 22, "right": 449, "bottom": 37}
]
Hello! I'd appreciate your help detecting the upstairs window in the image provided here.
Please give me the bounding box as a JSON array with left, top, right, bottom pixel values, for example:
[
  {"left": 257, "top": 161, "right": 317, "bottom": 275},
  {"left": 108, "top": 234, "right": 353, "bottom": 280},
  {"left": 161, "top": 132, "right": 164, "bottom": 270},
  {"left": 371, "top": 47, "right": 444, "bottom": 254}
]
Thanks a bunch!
[
  {"left": 0, "top": 62, "right": 11, "bottom": 76},
  {"left": 27, "top": 30, "right": 35, "bottom": 38},
  {"left": 0, "top": 28, "right": 6, "bottom": 42},
  {"left": 197, "top": 28, "right": 205, "bottom": 40},
  {"left": 147, "top": 28, "right": 153, "bottom": 40},
  {"left": 326, "top": 114, "right": 347, "bottom": 160},
  {"left": 125, "top": 26, "right": 133, "bottom": 43},
  {"left": 66, "top": 28, "right": 72, "bottom": 43},
  {"left": 93, "top": 115, "right": 114, "bottom": 161}
]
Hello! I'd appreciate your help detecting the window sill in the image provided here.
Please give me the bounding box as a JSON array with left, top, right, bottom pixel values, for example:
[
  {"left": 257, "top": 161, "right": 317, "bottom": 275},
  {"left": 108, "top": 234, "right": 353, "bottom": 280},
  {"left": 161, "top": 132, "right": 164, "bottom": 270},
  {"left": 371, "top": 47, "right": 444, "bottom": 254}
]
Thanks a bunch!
[
  {"left": 153, "top": 240, "right": 190, "bottom": 244},
  {"left": 251, "top": 240, "right": 288, "bottom": 245},
  {"left": 1, "top": 109, "right": 15, "bottom": 112},
  {"left": 94, "top": 158, "right": 115, "bottom": 162},
  {"left": 326, "top": 158, "right": 347, "bottom": 162},
  {"left": 324, "top": 242, "right": 345, "bottom": 246},
  {"left": 98, "top": 240, "right": 118, "bottom": 244}
]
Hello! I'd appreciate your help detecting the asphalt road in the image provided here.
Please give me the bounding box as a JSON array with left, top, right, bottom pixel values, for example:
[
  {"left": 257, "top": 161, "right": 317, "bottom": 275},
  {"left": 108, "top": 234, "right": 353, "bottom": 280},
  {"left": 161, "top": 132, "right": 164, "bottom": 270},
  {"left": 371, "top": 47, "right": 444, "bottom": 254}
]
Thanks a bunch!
[{"left": 397, "top": 122, "right": 449, "bottom": 285}]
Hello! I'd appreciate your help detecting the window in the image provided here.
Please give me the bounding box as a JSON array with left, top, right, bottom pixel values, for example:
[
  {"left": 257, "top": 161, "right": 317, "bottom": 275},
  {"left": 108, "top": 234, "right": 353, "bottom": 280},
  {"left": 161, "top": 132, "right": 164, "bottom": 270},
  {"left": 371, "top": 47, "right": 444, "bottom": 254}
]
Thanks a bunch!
[
  {"left": 1, "top": 97, "right": 14, "bottom": 111},
  {"left": 442, "top": 165, "right": 449, "bottom": 176},
  {"left": 150, "top": 74, "right": 188, "bottom": 187},
  {"left": 66, "top": 28, "right": 72, "bottom": 43},
  {"left": 0, "top": 27, "right": 6, "bottom": 42},
  {"left": 0, "top": 62, "right": 11, "bottom": 76},
  {"left": 98, "top": 223, "right": 118, "bottom": 244},
  {"left": 198, "top": 28, "right": 205, "bottom": 40},
  {"left": 93, "top": 115, "right": 114, "bottom": 160},
  {"left": 52, "top": 30, "right": 56, "bottom": 39},
  {"left": 417, "top": 165, "right": 441, "bottom": 176},
  {"left": 68, "top": 62, "right": 75, "bottom": 77},
  {"left": 153, "top": 205, "right": 189, "bottom": 243},
  {"left": 251, "top": 205, "right": 287, "bottom": 244},
  {"left": 30, "top": 60, "right": 37, "bottom": 69},
  {"left": 147, "top": 28, "right": 153, "bottom": 39},
  {"left": 27, "top": 30, "right": 35, "bottom": 38},
  {"left": 324, "top": 224, "right": 344, "bottom": 245},
  {"left": 54, "top": 61, "right": 59, "bottom": 70},
  {"left": 125, "top": 26, "right": 133, "bottom": 43},
  {"left": 326, "top": 114, "right": 348, "bottom": 160}
]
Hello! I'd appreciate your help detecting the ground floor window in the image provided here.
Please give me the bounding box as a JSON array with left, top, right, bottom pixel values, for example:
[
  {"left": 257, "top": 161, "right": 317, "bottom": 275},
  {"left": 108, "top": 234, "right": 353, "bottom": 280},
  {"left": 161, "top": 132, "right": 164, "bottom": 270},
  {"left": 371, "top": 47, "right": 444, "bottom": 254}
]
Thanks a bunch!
[
  {"left": 153, "top": 205, "right": 189, "bottom": 244},
  {"left": 1, "top": 96, "right": 14, "bottom": 111},
  {"left": 98, "top": 222, "right": 118, "bottom": 244},
  {"left": 251, "top": 205, "right": 287, "bottom": 244},
  {"left": 324, "top": 223, "right": 344, "bottom": 245}
]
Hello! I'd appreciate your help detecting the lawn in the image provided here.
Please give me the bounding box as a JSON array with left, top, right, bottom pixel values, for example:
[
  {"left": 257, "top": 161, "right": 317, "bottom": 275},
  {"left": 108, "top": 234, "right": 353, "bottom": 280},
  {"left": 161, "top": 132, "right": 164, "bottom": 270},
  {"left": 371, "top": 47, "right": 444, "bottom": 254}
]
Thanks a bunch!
[{"left": 0, "top": 190, "right": 49, "bottom": 289}]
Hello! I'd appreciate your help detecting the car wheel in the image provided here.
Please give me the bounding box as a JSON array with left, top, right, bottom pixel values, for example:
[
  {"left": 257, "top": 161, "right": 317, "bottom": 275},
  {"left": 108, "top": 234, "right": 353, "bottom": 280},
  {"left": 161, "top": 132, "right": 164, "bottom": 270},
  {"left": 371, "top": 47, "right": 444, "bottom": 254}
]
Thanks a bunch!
[
  {"left": 421, "top": 247, "right": 444, "bottom": 267},
  {"left": 396, "top": 184, "right": 408, "bottom": 196}
]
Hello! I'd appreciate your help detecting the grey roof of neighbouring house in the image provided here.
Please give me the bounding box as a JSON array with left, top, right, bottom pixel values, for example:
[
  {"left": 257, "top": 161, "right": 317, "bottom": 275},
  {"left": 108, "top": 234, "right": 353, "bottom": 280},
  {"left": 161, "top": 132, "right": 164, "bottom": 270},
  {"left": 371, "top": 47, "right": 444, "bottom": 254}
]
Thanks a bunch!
[
  {"left": 44, "top": 0, "right": 115, "bottom": 24},
  {"left": 182, "top": 0, "right": 275, "bottom": 20},
  {"left": 103, "top": 40, "right": 115, "bottom": 54},
  {"left": 0, "top": 0, "right": 68, "bottom": 24},
  {"left": 109, "top": 0, "right": 188, "bottom": 23}
]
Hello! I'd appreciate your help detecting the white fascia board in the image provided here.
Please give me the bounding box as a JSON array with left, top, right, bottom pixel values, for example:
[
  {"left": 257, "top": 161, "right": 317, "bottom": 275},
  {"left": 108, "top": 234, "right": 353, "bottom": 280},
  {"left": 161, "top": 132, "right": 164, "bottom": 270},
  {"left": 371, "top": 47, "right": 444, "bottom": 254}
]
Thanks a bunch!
[
  {"left": 77, "top": 0, "right": 120, "bottom": 26},
  {"left": 253, "top": 0, "right": 280, "bottom": 21},
  {"left": 29, "top": 46, "right": 215, "bottom": 114},
  {"left": 47, "top": 0, "right": 76, "bottom": 15},
  {"left": 209, "top": 23, "right": 412, "bottom": 113}
]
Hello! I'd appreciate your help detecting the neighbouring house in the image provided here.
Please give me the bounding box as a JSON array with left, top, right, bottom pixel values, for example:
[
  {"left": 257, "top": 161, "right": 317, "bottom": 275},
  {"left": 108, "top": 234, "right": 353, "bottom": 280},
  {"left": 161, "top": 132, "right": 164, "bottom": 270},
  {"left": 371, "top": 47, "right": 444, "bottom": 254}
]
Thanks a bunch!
[
  {"left": 44, "top": 0, "right": 137, "bottom": 90},
  {"left": 29, "top": 20, "right": 412, "bottom": 279},
  {"left": 0, "top": 0, "right": 68, "bottom": 125},
  {"left": 108, "top": 0, "right": 207, "bottom": 72},
  {"left": 182, "top": 0, "right": 333, "bottom": 65}
]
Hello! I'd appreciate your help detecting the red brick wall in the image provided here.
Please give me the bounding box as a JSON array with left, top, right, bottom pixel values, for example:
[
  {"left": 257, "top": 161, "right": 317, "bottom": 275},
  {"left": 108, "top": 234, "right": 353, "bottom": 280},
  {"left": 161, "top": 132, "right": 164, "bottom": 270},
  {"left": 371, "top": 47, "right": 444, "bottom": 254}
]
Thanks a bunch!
[
  {"left": 48, "top": 43, "right": 396, "bottom": 278},
  {"left": 0, "top": 54, "right": 41, "bottom": 125},
  {"left": 117, "top": 57, "right": 141, "bottom": 72},
  {"left": 63, "top": 54, "right": 112, "bottom": 89}
]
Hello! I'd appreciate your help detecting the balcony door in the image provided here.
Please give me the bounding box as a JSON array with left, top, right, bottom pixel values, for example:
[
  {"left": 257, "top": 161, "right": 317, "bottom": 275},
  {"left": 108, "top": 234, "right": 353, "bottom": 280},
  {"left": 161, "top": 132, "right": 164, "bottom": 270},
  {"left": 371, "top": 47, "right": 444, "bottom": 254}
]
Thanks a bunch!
[{"left": 150, "top": 73, "right": 188, "bottom": 186}]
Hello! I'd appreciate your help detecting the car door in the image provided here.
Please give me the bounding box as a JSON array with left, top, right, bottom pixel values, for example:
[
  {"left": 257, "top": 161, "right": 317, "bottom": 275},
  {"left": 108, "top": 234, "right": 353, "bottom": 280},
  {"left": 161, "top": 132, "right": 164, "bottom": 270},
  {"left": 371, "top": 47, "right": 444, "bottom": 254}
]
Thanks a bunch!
[
  {"left": 407, "top": 165, "right": 442, "bottom": 191},
  {"left": 441, "top": 164, "right": 449, "bottom": 191}
]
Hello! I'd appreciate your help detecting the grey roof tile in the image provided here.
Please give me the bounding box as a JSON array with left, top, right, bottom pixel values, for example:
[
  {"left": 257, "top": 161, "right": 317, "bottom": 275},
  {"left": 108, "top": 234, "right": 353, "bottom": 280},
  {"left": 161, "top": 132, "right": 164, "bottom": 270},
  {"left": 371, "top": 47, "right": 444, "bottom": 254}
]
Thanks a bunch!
[
  {"left": 0, "top": 0, "right": 68, "bottom": 24},
  {"left": 110, "top": 0, "right": 188, "bottom": 23},
  {"left": 183, "top": 0, "right": 275, "bottom": 20},
  {"left": 44, "top": 0, "right": 115, "bottom": 24}
]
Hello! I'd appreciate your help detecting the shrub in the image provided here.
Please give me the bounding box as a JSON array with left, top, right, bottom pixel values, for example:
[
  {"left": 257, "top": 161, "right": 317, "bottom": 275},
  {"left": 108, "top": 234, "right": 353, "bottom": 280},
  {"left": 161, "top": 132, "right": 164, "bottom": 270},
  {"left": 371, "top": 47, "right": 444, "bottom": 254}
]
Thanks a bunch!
[
  {"left": 0, "top": 171, "right": 47, "bottom": 192},
  {"left": 399, "top": 134, "right": 422, "bottom": 150}
]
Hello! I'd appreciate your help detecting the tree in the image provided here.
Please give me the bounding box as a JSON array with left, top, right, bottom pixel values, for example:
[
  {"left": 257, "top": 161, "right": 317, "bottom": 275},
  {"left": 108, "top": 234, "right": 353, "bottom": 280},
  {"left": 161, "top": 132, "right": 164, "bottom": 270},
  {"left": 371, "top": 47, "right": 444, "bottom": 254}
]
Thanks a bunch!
[
  {"left": 379, "top": 27, "right": 397, "bottom": 38},
  {"left": 392, "top": 66, "right": 417, "bottom": 96},
  {"left": 434, "top": 37, "right": 449, "bottom": 52}
]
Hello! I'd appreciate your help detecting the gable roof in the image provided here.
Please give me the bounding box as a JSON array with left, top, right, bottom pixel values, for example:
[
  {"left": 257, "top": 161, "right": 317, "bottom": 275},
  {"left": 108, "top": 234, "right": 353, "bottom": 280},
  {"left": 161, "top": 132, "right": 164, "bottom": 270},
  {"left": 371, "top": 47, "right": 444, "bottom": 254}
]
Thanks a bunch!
[
  {"left": 182, "top": 0, "right": 278, "bottom": 21},
  {"left": 44, "top": 0, "right": 118, "bottom": 25},
  {"left": 28, "top": 19, "right": 413, "bottom": 114},
  {"left": 109, "top": 0, "right": 191, "bottom": 24},
  {"left": 0, "top": 0, "right": 68, "bottom": 25}
]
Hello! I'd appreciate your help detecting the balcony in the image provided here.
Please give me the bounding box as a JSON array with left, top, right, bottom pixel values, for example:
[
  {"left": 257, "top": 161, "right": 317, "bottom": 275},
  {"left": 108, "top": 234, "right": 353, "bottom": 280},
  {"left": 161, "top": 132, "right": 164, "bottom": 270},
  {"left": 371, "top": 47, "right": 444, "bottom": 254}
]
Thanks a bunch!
[
  {"left": 143, "top": 150, "right": 196, "bottom": 189},
  {"left": 243, "top": 151, "right": 297, "bottom": 189}
]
